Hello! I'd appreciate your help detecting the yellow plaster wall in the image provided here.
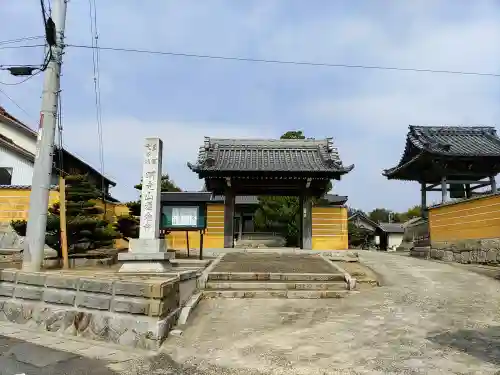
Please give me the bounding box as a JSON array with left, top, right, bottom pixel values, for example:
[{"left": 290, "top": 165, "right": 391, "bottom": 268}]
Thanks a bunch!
[
  {"left": 166, "top": 203, "right": 225, "bottom": 249},
  {"left": 92, "top": 200, "right": 130, "bottom": 222},
  {"left": 312, "top": 206, "right": 348, "bottom": 250},
  {"left": 0, "top": 188, "right": 130, "bottom": 249},
  {"left": 0, "top": 188, "right": 59, "bottom": 223},
  {"left": 429, "top": 194, "right": 500, "bottom": 242}
]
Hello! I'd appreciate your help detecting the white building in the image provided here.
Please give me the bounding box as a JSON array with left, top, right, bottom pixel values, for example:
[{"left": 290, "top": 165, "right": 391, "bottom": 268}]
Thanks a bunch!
[{"left": 0, "top": 106, "right": 115, "bottom": 194}]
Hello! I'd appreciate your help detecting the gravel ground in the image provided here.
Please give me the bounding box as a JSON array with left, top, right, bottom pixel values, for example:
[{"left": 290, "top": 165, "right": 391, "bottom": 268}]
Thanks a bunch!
[
  {"left": 212, "top": 253, "right": 339, "bottom": 274},
  {"left": 160, "top": 251, "right": 500, "bottom": 374}
]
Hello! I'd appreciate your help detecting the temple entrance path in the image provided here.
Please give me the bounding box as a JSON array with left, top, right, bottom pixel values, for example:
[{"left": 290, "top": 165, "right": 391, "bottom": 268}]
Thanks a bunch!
[
  {"left": 162, "top": 251, "right": 500, "bottom": 374},
  {"left": 211, "top": 252, "right": 338, "bottom": 273}
]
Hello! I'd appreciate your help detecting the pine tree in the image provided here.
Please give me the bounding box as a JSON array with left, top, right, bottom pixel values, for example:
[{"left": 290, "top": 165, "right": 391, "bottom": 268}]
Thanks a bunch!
[{"left": 11, "top": 174, "right": 119, "bottom": 257}]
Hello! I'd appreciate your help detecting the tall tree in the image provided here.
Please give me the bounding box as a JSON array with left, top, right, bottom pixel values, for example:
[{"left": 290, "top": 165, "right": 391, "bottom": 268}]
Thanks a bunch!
[
  {"left": 11, "top": 174, "right": 119, "bottom": 258},
  {"left": 399, "top": 205, "right": 422, "bottom": 222},
  {"left": 368, "top": 208, "right": 391, "bottom": 223}
]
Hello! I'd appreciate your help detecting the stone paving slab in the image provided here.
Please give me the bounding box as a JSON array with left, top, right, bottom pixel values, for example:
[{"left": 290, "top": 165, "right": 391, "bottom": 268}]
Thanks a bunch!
[
  {"left": 207, "top": 272, "right": 345, "bottom": 281},
  {"left": 202, "top": 289, "right": 350, "bottom": 299},
  {"left": 205, "top": 281, "right": 347, "bottom": 290},
  {"left": 212, "top": 253, "right": 337, "bottom": 273}
]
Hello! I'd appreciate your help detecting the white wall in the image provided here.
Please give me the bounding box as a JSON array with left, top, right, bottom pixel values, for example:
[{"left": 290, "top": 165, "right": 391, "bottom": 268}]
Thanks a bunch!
[
  {"left": 0, "top": 145, "right": 34, "bottom": 185},
  {"left": 0, "top": 118, "right": 59, "bottom": 186},
  {"left": 0, "top": 119, "right": 36, "bottom": 155},
  {"left": 387, "top": 233, "right": 404, "bottom": 251}
]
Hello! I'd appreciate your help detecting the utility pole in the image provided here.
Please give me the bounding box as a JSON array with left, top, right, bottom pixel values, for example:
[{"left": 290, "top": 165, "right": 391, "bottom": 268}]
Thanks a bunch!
[{"left": 23, "top": 0, "right": 68, "bottom": 272}]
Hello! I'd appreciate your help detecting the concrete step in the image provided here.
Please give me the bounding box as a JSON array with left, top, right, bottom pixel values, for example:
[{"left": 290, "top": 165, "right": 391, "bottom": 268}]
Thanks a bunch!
[
  {"left": 171, "top": 266, "right": 205, "bottom": 271},
  {"left": 171, "top": 259, "right": 211, "bottom": 267},
  {"left": 202, "top": 289, "right": 349, "bottom": 299},
  {"left": 205, "top": 281, "right": 347, "bottom": 290},
  {"left": 207, "top": 272, "right": 345, "bottom": 282}
]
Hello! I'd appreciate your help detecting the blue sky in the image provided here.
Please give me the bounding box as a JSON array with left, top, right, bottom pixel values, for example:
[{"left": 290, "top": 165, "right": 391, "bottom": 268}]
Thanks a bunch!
[{"left": 1, "top": 1, "right": 499, "bottom": 212}]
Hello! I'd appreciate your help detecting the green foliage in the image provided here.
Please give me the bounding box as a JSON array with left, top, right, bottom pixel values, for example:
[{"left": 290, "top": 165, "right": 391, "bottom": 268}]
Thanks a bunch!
[
  {"left": 398, "top": 205, "right": 422, "bottom": 222},
  {"left": 254, "top": 196, "right": 300, "bottom": 246},
  {"left": 368, "top": 208, "right": 392, "bottom": 223},
  {"left": 134, "top": 174, "right": 181, "bottom": 193},
  {"left": 281, "top": 130, "right": 306, "bottom": 140},
  {"left": 126, "top": 200, "right": 141, "bottom": 217},
  {"left": 254, "top": 130, "right": 325, "bottom": 247},
  {"left": 366, "top": 205, "right": 422, "bottom": 224},
  {"left": 10, "top": 174, "right": 119, "bottom": 258},
  {"left": 348, "top": 222, "right": 374, "bottom": 248},
  {"left": 114, "top": 215, "right": 140, "bottom": 239}
]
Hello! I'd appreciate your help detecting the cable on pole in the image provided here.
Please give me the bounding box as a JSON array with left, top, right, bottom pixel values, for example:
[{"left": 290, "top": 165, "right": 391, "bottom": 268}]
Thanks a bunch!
[
  {"left": 0, "top": 2, "right": 55, "bottom": 85},
  {"left": 0, "top": 87, "right": 36, "bottom": 121},
  {"left": 0, "top": 36, "right": 44, "bottom": 46},
  {"left": 66, "top": 43, "right": 500, "bottom": 78},
  {"left": 56, "top": 90, "right": 65, "bottom": 177},
  {"left": 88, "top": 0, "right": 107, "bottom": 206}
]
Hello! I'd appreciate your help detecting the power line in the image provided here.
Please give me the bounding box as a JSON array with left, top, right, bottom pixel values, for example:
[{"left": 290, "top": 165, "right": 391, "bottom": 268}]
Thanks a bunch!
[
  {"left": 0, "top": 36, "right": 44, "bottom": 46},
  {"left": 0, "top": 44, "right": 45, "bottom": 50},
  {"left": 66, "top": 43, "right": 500, "bottom": 78},
  {"left": 0, "top": 71, "right": 42, "bottom": 86},
  {"left": 87, "top": 0, "right": 107, "bottom": 202},
  {"left": 0, "top": 87, "right": 36, "bottom": 121}
]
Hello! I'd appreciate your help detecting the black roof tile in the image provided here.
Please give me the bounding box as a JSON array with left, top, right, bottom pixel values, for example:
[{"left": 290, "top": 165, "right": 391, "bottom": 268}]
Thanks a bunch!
[
  {"left": 383, "top": 125, "right": 500, "bottom": 179},
  {"left": 408, "top": 126, "right": 500, "bottom": 156},
  {"left": 161, "top": 192, "right": 348, "bottom": 205},
  {"left": 188, "top": 137, "right": 354, "bottom": 175}
]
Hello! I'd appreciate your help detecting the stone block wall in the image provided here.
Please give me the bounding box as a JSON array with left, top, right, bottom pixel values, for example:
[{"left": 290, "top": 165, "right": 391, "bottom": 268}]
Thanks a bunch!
[
  {"left": 430, "top": 239, "right": 500, "bottom": 265},
  {"left": 0, "top": 269, "right": 180, "bottom": 349}
]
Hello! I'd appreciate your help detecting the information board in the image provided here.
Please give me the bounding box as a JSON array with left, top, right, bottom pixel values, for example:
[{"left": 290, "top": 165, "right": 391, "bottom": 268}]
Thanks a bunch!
[{"left": 171, "top": 206, "right": 198, "bottom": 227}]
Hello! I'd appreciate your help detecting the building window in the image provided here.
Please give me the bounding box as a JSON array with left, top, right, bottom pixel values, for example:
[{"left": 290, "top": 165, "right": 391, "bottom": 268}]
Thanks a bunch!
[{"left": 0, "top": 167, "right": 13, "bottom": 185}]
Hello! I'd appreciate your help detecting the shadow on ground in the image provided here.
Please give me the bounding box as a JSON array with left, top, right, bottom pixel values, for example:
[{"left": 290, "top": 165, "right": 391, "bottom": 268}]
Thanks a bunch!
[
  {"left": 0, "top": 335, "right": 119, "bottom": 375},
  {"left": 428, "top": 326, "right": 500, "bottom": 366}
]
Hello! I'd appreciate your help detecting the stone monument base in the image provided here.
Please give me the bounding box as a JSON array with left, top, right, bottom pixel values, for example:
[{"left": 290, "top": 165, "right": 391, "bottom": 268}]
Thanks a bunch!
[
  {"left": 0, "top": 269, "right": 181, "bottom": 350},
  {"left": 128, "top": 238, "right": 168, "bottom": 253},
  {"left": 118, "top": 239, "right": 173, "bottom": 273}
]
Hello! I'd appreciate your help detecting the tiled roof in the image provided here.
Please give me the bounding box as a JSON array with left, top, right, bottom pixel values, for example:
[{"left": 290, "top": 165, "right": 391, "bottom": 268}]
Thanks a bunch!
[
  {"left": 408, "top": 126, "right": 500, "bottom": 156},
  {"left": 161, "top": 192, "right": 348, "bottom": 205},
  {"left": 161, "top": 192, "right": 213, "bottom": 202},
  {"left": 378, "top": 222, "right": 404, "bottom": 233},
  {"left": 188, "top": 137, "right": 354, "bottom": 175},
  {"left": 383, "top": 125, "right": 500, "bottom": 178},
  {"left": 348, "top": 211, "right": 380, "bottom": 229},
  {"left": 0, "top": 185, "right": 58, "bottom": 190}
]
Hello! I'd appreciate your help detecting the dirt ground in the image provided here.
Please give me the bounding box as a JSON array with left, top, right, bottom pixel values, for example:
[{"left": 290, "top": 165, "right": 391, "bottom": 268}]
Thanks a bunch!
[
  {"left": 161, "top": 251, "right": 500, "bottom": 374},
  {"left": 336, "top": 260, "right": 380, "bottom": 288}
]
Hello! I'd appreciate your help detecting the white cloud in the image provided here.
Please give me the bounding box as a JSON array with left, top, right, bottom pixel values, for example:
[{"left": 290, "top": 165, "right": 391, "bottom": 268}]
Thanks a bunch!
[
  {"left": 62, "top": 117, "right": 277, "bottom": 201},
  {"left": 2, "top": 0, "right": 500, "bottom": 213}
]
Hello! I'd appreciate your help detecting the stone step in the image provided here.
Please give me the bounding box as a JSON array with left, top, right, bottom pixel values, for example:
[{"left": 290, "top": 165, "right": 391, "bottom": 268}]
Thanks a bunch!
[
  {"left": 205, "top": 281, "right": 347, "bottom": 290},
  {"left": 170, "top": 259, "right": 211, "bottom": 267},
  {"left": 202, "top": 289, "right": 349, "bottom": 299},
  {"left": 207, "top": 272, "right": 345, "bottom": 282},
  {"left": 171, "top": 266, "right": 205, "bottom": 271}
]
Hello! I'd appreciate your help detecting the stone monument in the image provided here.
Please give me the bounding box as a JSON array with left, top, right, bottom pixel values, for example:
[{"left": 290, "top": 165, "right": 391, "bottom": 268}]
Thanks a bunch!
[{"left": 118, "top": 137, "right": 173, "bottom": 272}]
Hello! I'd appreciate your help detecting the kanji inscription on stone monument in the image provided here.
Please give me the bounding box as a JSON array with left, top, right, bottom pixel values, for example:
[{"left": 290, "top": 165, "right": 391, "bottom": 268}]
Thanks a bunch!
[{"left": 139, "top": 138, "right": 163, "bottom": 239}]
